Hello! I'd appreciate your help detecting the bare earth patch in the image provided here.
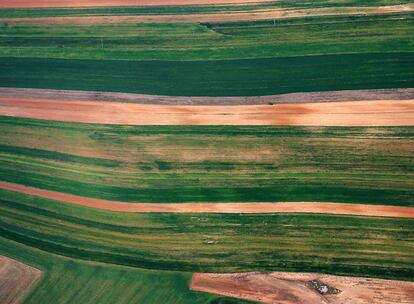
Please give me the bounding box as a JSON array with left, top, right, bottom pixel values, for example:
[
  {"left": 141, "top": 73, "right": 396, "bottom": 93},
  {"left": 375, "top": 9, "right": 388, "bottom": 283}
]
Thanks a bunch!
[
  {"left": 190, "top": 272, "right": 414, "bottom": 304},
  {"left": 0, "top": 0, "right": 277, "bottom": 9},
  {"left": 0, "top": 256, "right": 42, "bottom": 304},
  {"left": 1, "top": 182, "right": 414, "bottom": 218},
  {"left": 0, "top": 96, "right": 413, "bottom": 126},
  {"left": 1, "top": 88, "right": 413, "bottom": 105}
]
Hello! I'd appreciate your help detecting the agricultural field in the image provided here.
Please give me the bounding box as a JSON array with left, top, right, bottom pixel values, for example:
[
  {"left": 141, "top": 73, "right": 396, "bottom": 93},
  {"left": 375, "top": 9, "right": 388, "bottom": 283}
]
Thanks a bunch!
[
  {"left": 0, "top": 117, "right": 413, "bottom": 206},
  {"left": 0, "top": 0, "right": 413, "bottom": 303},
  {"left": 0, "top": 256, "right": 41, "bottom": 304},
  {"left": 1, "top": 189, "right": 413, "bottom": 279}
]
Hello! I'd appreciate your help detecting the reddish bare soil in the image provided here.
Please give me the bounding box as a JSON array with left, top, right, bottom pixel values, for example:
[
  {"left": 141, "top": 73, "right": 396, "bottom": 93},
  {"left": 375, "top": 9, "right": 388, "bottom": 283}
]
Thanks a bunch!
[
  {"left": 1, "top": 182, "right": 413, "bottom": 218},
  {"left": 0, "top": 97, "right": 413, "bottom": 126},
  {"left": 0, "top": 256, "right": 42, "bottom": 304},
  {"left": 0, "top": 0, "right": 276, "bottom": 9},
  {"left": 190, "top": 272, "right": 414, "bottom": 304},
  {"left": 3, "top": 5, "right": 412, "bottom": 25}
]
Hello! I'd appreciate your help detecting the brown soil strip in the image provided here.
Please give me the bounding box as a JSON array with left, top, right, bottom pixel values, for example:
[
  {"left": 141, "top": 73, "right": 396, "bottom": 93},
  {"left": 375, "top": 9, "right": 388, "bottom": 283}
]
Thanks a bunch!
[
  {"left": 190, "top": 272, "right": 414, "bottom": 304},
  {"left": 2, "top": 5, "right": 412, "bottom": 25},
  {"left": 0, "top": 97, "right": 413, "bottom": 126},
  {"left": 0, "top": 256, "right": 42, "bottom": 304},
  {"left": 1, "top": 181, "right": 414, "bottom": 218},
  {"left": 2, "top": 88, "right": 413, "bottom": 105},
  {"left": 0, "top": 0, "right": 277, "bottom": 9}
]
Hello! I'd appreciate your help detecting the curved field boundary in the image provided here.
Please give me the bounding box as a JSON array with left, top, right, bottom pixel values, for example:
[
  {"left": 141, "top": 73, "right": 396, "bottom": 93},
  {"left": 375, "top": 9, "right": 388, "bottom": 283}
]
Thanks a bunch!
[
  {"left": 190, "top": 272, "right": 414, "bottom": 304},
  {"left": 1, "top": 97, "right": 413, "bottom": 126},
  {"left": 2, "top": 88, "right": 413, "bottom": 105},
  {"left": 1, "top": 182, "right": 414, "bottom": 218}
]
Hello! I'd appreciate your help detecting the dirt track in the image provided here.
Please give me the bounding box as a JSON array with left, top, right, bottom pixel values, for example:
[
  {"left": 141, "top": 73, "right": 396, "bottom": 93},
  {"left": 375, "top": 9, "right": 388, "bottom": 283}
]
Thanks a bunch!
[
  {"left": 0, "top": 256, "right": 42, "bottom": 304},
  {"left": 1, "top": 97, "right": 413, "bottom": 126},
  {"left": 1, "top": 182, "right": 413, "bottom": 218},
  {"left": 190, "top": 272, "right": 414, "bottom": 304},
  {"left": 3, "top": 5, "right": 412, "bottom": 25}
]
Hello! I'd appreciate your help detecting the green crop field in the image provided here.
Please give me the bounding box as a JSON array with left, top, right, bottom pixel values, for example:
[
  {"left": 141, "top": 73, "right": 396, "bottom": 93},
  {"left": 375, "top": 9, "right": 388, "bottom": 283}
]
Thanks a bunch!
[
  {"left": 1, "top": 116, "right": 413, "bottom": 205},
  {"left": 1, "top": 13, "right": 413, "bottom": 61},
  {"left": 1, "top": 12, "right": 414, "bottom": 96},
  {"left": 0, "top": 52, "right": 413, "bottom": 96},
  {"left": 1, "top": 189, "right": 413, "bottom": 281},
  {"left": 0, "top": 238, "right": 229, "bottom": 304},
  {"left": 0, "top": 1, "right": 413, "bottom": 302}
]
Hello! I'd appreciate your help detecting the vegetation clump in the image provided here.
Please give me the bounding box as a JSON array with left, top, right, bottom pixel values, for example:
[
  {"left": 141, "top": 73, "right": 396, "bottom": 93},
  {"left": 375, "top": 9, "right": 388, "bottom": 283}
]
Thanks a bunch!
[{"left": 308, "top": 280, "right": 341, "bottom": 295}]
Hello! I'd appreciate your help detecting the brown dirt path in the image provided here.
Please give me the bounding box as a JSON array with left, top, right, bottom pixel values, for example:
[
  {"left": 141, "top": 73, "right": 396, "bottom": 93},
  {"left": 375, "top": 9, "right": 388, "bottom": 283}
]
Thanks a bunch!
[
  {"left": 3, "top": 5, "right": 412, "bottom": 25},
  {"left": 0, "top": 97, "right": 413, "bottom": 126},
  {"left": 0, "top": 256, "right": 42, "bottom": 304},
  {"left": 1, "top": 182, "right": 414, "bottom": 218},
  {"left": 0, "top": 0, "right": 277, "bottom": 9},
  {"left": 190, "top": 272, "right": 414, "bottom": 304}
]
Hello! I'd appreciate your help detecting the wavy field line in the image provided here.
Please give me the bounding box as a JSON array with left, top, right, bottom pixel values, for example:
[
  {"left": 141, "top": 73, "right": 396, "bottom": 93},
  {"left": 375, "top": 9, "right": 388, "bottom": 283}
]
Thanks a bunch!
[{"left": 1, "top": 181, "right": 414, "bottom": 217}]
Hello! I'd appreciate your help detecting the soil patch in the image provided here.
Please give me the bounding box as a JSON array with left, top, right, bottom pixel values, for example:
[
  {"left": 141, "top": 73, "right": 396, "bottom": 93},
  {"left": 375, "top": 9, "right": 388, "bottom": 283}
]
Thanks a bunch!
[
  {"left": 0, "top": 97, "right": 413, "bottom": 126},
  {"left": 0, "top": 0, "right": 277, "bottom": 9},
  {"left": 0, "top": 256, "right": 42, "bottom": 304},
  {"left": 1, "top": 88, "right": 413, "bottom": 105},
  {"left": 2, "top": 5, "right": 413, "bottom": 25},
  {"left": 190, "top": 272, "right": 414, "bottom": 304}
]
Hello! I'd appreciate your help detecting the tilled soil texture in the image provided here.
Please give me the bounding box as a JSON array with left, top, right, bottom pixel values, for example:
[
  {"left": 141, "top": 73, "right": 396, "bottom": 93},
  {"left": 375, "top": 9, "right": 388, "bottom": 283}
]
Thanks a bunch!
[
  {"left": 190, "top": 272, "right": 414, "bottom": 304},
  {"left": 0, "top": 97, "right": 413, "bottom": 126},
  {"left": 0, "top": 256, "right": 42, "bottom": 304},
  {"left": 0, "top": 0, "right": 277, "bottom": 9},
  {"left": 1, "top": 88, "right": 413, "bottom": 105},
  {"left": 3, "top": 5, "right": 413, "bottom": 25},
  {"left": 1, "top": 182, "right": 414, "bottom": 218}
]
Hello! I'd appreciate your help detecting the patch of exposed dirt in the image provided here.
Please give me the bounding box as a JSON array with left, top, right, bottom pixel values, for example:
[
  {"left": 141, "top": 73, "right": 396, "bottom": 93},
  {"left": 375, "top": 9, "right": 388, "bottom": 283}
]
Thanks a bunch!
[
  {"left": 1, "top": 182, "right": 414, "bottom": 218},
  {"left": 0, "top": 97, "right": 413, "bottom": 126},
  {"left": 0, "top": 0, "right": 277, "bottom": 9},
  {"left": 1, "top": 5, "right": 413, "bottom": 25},
  {"left": 1, "top": 88, "right": 413, "bottom": 105},
  {"left": 190, "top": 272, "right": 414, "bottom": 304},
  {"left": 0, "top": 256, "right": 42, "bottom": 304}
]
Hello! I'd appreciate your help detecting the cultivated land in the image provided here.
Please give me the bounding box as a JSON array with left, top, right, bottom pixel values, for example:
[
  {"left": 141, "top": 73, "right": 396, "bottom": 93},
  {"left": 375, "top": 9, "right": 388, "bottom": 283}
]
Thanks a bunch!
[
  {"left": 0, "top": 1, "right": 412, "bottom": 27},
  {"left": 1, "top": 0, "right": 413, "bottom": 303},
  {"left": 0, "top": 239, "right": 224, "bottom": 304},
  {"left": 1, "top": 97, "right": 413, "bottom": 126},
  {"left": 2, "top": 6, "right": 413, "bottom": 25},
  {"left": 1, "top": 53, "right": 413, "bottom": 97},
  {"left": 191, "top": 272, "right": 414, "bottom": 304},
  {"left": 1, "top": 88, "right": 414, "bottom": 105},
  {"left": 1, "top": 13, "right": 413, "bottom": 61},
  {"left": 1, "top": 12, "right": 414, "bottom": 96},
  {"left": 2, "top": 182, "right": 414, "bottom": 218},
  {"left": 0, "top": 116, "right": 413, "bottom": 206},
  {"left": 0, "top": 0, "right": 279, "bottom": 9},
  {"left": 1, "top": 189, "right": 414, "bottom": 280},
  {"left": 0, "top": 256, "right": 41, "bottom": 304}
]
